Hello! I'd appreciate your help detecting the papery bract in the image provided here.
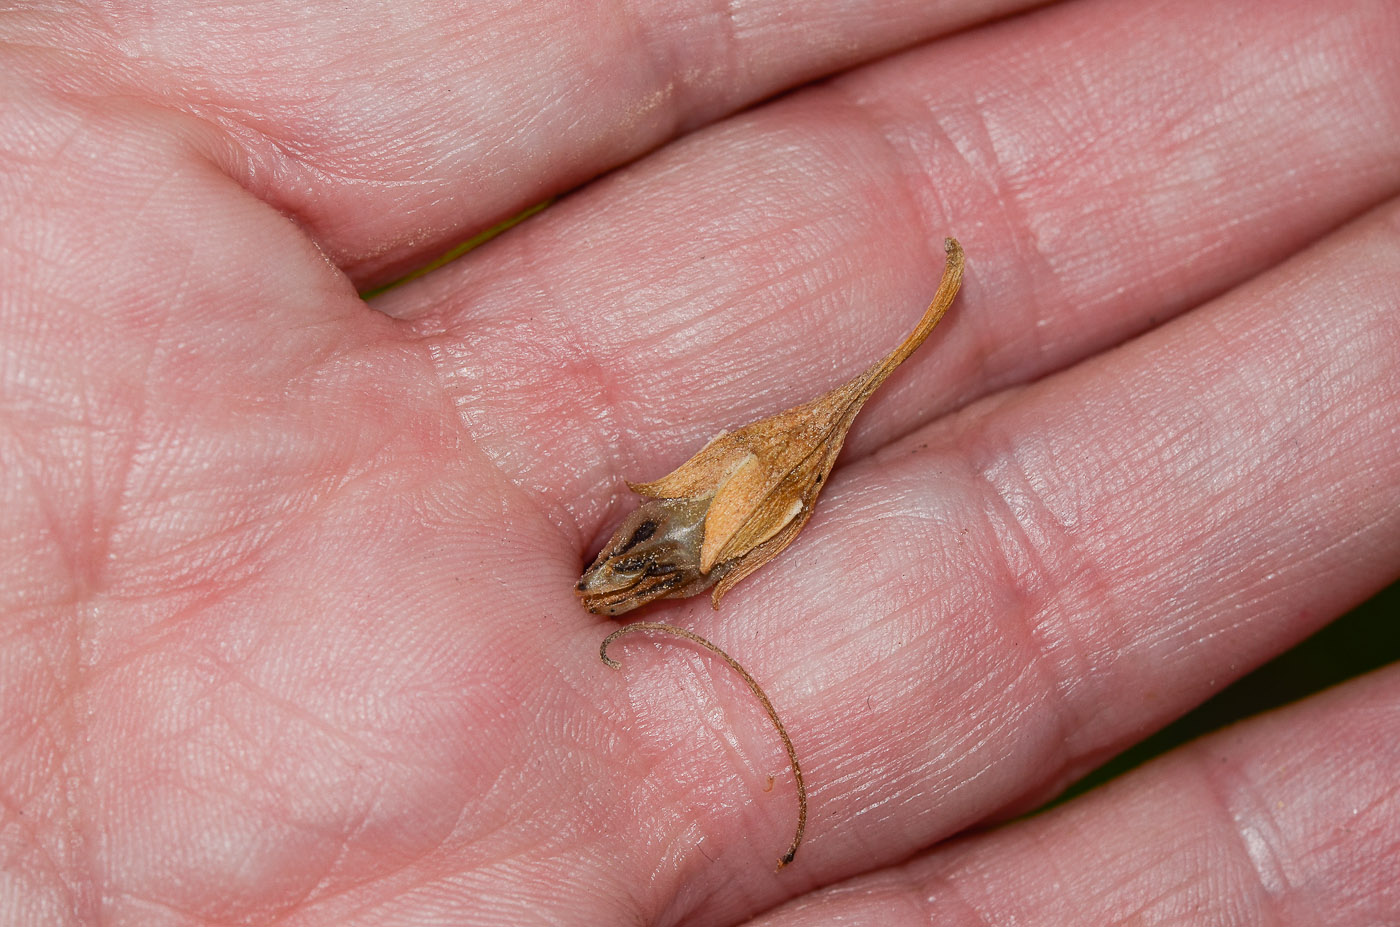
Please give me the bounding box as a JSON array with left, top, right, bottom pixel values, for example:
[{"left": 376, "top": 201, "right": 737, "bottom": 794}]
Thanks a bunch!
[{"left": 578, "top": 238, "right": 965, "bottom": 615}]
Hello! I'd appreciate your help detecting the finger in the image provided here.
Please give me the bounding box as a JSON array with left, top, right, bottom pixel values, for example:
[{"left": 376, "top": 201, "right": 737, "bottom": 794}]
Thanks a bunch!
[
  {"left": 4, "top": 0, "right": 1048, "bottom": 286},
  {"left": 564, "top": 197, "right": 1400, "bottom": 923},
  {"left": 402, "top": 0, "right": 1400, "bottom": 543},
  {"left": 746, "top": 664, "right": 1400, "bottom": 926}
]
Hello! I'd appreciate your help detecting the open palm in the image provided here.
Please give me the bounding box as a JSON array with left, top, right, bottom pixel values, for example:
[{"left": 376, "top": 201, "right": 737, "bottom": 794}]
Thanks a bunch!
[{"left": 3, "top": 1, "right": 1398, "bottom": 924}]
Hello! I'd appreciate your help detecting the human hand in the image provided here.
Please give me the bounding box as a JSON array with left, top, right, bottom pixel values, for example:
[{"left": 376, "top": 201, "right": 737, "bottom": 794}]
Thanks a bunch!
[{"left": 3, "top": 1, "right": 1397, "bottom": 924}]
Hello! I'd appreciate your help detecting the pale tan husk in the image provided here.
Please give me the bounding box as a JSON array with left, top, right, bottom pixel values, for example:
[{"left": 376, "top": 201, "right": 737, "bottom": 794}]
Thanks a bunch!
[{"left": 577, "top": 238, "right": 965, "bottom": 615}]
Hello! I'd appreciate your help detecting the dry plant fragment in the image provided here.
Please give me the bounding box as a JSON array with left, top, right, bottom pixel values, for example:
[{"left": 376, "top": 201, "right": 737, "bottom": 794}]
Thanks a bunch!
[
  {"left": 599, "top": 621, "right": 807, "bottom": 869},
  {"left": 585, "top": 238, "right": 963, "bottom": 871},
  {"left": 578, "top": 237, "right": 965, "bottom": 615}
]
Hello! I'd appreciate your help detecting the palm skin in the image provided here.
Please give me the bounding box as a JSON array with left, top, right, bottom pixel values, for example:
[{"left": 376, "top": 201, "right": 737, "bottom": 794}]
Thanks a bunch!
[{"left": 2, "top": 1, "right": 1398, "bottom": 925}]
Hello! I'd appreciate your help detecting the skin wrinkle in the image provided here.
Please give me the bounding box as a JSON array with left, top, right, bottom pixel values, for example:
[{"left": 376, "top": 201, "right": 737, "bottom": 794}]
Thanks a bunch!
[
  {"left": 609, "top": 0, "right": 712, "bottom": 138},
  {"left": 968, "top": 319, "right": 1304, "bottom": 778},
  {"left": 1110, "top": 874, "right": 1206, "bottom": 926},
  {"left": 107, "top": 436, "right": 350, "bottom": 598},
  {"left": 212, "top": 657, "right": 383, "bottom": 765},
  {"left": 1039, "top": 817, "right": 1159, "bottom": 927},
  {"left": 366, "top": 0, "right": 977, "bottom": 279},
  {"left": 285, "top": 784, "right": 391, "bottom": 915},
  {"left": 109, "top": 888, "right": 214, "bottom": 927},
  {"left": 36, "top": 206, "right": 135, "bottom": 914},
  {"left": 795, "top": 487, "right": 1039, "bottom": 837},
  {"left": 1, "top": 424, "right": 75, "bottom": 594},
  {"left": 620, "top": 279, "right": 796, "bottom": 383},
  {"left": 1330, "top": 785, "right": 1400, "bottom": 861},
  {"left": 439, "top": 189, "right": 659, "bottom": 535},
  {"left": 847, "top": 71, "right": 1060, "bottom": 384},
  {"left": 556, "top": 349, "right": 638, "bottom": 551},
  {"left": 70, "top": 318, "right": 113, "bottom": 600},
  {"left": 715, "top": 0, "right": 744, "bottom": 99},
  {"left": 619, "top": 173, "right": 871, "bottom": 354},
  {"left": 0, "top": 774, "right": 66, "bottom": 905},
  {"left": 1195, "top": 751, "right": 1301, "bottom": 924},
  {"left": 457, "top": 231, "right": 630, "bottom": 549},
  {"left": 816, "top": 82, "right": 972, "bottom": 445},
  {"left": 56, "top": 598, "right": 95, "bottom": 924},
  {"left": 608, "top": 643, "right": 792, "bottom": 889},
  {"left": 825, "top": 81, "right": 944, "bottom": 281},
  {"left": 164, "top": 726, "right": 407, "bottom": 921},
  {"left": 782, "top": 461, "right": 1074, "bottom": 822},
  {"left": 958, "top": 423, "right": 1105, "bottom": 776},
  {"left": 108, "top": 264, "right": 184, "bottom": 596},
  {"left": 925, "top": 865, "right": 996, "bottom": 927}
]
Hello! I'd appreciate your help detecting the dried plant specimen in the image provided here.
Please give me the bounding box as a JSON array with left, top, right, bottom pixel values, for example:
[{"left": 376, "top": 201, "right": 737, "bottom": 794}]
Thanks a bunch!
[
  {"left": 578, "top": 238, "right": 965, "bottom": 615},
  {"left": 600, "top": 621, "right": 806, "bottom": 869},
  {"left": 585, "top": 239, "right": 966, "bottom": 870}
]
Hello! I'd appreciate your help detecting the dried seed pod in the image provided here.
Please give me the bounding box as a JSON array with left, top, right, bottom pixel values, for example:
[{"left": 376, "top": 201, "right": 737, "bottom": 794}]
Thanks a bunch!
[{"left": 578, "top": 238, "right": 964, "bottom": 615}]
